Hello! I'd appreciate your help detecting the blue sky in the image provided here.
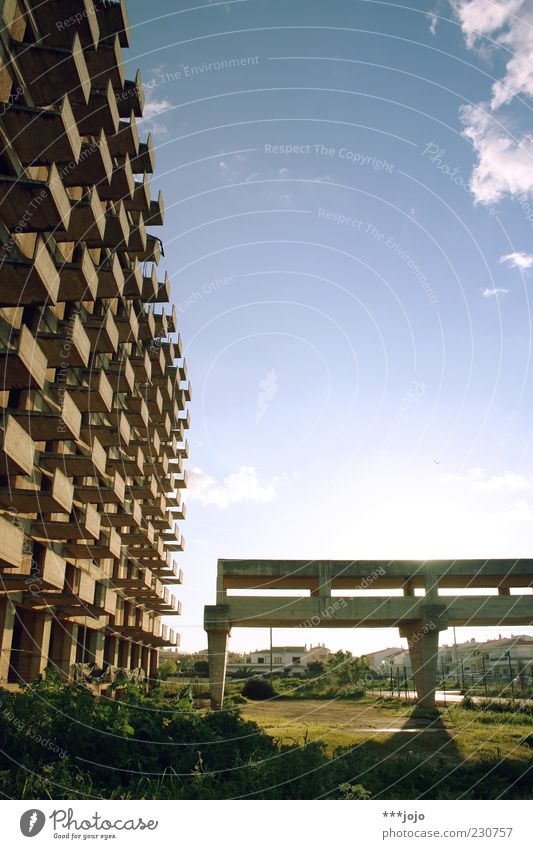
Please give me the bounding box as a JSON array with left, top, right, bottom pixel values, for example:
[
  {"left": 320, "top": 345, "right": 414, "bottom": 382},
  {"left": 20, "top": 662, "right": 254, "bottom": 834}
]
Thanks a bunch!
[{"left": 125, "top": 0, "right": 533, "bottom": 654}]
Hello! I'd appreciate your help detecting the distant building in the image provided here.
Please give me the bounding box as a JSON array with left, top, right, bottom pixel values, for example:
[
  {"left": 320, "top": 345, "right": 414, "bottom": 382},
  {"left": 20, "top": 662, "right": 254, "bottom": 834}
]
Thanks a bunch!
[
  {"left": 439, "top": 635, "right": 533, "bottom": 682},
  {"left": 228, "top": 643, "right": 331, "bottom": 677},
  {"left": 364, "top": 647, "right": 404, "bottom": 672}
]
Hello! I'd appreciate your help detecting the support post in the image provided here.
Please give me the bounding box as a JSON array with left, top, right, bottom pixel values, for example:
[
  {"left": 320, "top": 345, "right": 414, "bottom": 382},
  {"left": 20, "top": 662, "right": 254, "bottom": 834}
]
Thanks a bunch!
[
  {"left": 49, "top": 621, "right": 78, "bottom": 681},
  {"left": 400, "top": 620, "right": 440, "bottom": 709},
  {"left": 204, "top": 605, "right": 230, "bottom": 710},
  {"left": 0, "top": 598, "right": 15, "bottom": 683}
]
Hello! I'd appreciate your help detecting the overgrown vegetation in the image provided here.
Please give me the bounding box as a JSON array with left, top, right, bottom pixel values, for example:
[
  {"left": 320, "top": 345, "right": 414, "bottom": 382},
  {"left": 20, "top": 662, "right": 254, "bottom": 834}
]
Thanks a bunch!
[{"left": 0, "top": 674, "right": 531, "bottom": 799}]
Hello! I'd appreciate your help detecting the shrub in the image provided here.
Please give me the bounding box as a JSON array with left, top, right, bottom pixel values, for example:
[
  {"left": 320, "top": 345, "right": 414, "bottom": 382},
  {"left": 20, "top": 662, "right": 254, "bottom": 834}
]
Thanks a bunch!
[{"left": 242, "top": 678, "right": 275, "bottom": 700}]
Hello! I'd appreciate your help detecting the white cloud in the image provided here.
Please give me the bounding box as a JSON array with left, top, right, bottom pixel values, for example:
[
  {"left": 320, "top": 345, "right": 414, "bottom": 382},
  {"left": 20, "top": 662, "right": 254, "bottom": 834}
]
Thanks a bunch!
[
  {"left": 482, "top": 287, "right": 509, "bottom": 297},
  {"left": 451, "top": 2, "right": 533, "bottom": 205},
  {"left": 141, "top": 97, "right": 172, "bottom": 121},
  {"left": 460, "top": 104, "right": 533, "bottom": 204},
  {"left": 428, "top": 12, "right": 438, "bottom": 35},
  {"left": 451, "top": 0, "right": 523, "bottom": 49},
  {"left": 500, "top": 251, "right": 533, "bottom": 269},
  {"left": 471, "top": 472, "right": 531, "bottom": 492},
  {"left": 442, "top": 468, "right": 532, "bottom": 492},
  {"left": 187, "top": 465, "right": 276, "bottom": 509}
]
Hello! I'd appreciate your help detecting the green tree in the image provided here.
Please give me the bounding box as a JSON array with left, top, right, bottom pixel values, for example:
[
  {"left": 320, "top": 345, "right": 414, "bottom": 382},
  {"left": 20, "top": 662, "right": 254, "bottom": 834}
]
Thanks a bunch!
[{"left": 158, "top": 659, "right": 177, "bottom": 680}]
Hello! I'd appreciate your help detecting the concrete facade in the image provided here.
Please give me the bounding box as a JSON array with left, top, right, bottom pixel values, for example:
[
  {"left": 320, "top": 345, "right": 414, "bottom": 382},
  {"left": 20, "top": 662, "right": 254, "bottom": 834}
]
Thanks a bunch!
[
  {"left": 0, "top": 0, "right": 188, "bottom": 687},
  {"left": 204, "top": 559, "right": 533, "bottom": 708}
]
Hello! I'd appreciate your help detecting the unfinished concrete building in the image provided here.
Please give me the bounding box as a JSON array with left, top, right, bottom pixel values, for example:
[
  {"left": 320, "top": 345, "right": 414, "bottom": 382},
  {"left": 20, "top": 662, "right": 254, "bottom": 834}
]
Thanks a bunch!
[
  {"left": 0, "top": 0, "right": 188, "bottom": 686},
  {"left": 205, "top": 559, "right": 533, "bottom": 708}
]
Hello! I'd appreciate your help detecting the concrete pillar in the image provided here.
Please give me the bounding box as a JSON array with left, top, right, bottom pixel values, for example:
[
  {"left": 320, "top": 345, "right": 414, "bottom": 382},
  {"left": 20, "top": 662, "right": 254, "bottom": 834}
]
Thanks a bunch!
[
  {"left": 49, "top": 621, "right": 78, "bottom": 681},
  {"left": 400, "top": 620, "right": 440, "bottom": 708},
  {"left": 93, "top": 629, "right": 105, "bottom": 668},
  {"left": 104, "top": 635, "right": 119, "bottom": 668},
  {"left": 118, "top": 638, "right": 132, "bottom": 669},
  {"left": 149, "top": 648, "right": 158, "bottom": 683},
  {"left": 27, "top": 612, "right": 53, "bottom": 680},
  {"left": 207, "top": 628, "right": 229, "bottom": 709},
  {"left": 141, "top": 646, "right": 150, "bottom": 675},
  {"left": 0, "top": 598, "right": 15, "bottom": 682},
  {"left": 204, "top": 605, "right": 231, "bottom": 710}
]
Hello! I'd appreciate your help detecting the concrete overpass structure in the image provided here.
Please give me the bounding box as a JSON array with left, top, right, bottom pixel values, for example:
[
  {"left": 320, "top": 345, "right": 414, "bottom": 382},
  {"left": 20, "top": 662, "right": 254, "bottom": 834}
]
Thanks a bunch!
[{"left": 204, "top": 558, "right": 533, "bottom": 709}]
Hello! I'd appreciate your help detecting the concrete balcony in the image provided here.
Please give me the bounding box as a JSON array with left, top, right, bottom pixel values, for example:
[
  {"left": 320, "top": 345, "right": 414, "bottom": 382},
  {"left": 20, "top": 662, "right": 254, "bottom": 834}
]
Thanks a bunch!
[
  {"left": 0, "top": 163, "right": 71, "bottom": 232},
  {"left": 148, "top": 272, "right": 171, "bottom": 304},
  {"left": 57, "top": 248, "right": 99, "bottom": 302},
  {"left": 65, "top": 528, "right": 121, "bottom": 561},
  {"left": 31, "top": 504, "right": 101, "bottom": 542},
  {"left": 96, "top": 252, "right": 125, "bottom": 297},
  {"left": 0, "top": 415, "right": 35, "bottom": 476},
  {"left": 131, "top": 135, "right": 155, "bottom": 174},
  {"left": 0, "top": 514, "right": 24, "bottom": 570},
  {"left": 98, "top": 154, "right": 135, "bottom": 201},
  {"left": 160, "top": 565, "right": 183, "bottom": 585},
  {"left": 120, "top": 396, "right": 149, "bottom": 429},
  {"left": 28, "top": 0, "right": 100, "bottom": 49},
  {"left": 116, "top": 71, "right": 144, "bottom": 118},
  {"left": 122, "top": 258, "right": 143, "bottom": 297},
  {"left": 137, "top": 309, "right": 156, "bottom": 343},
  {"left": 37, "top": 315, "right": 91, "bottom": 368},
  {"left": 80, "top": 411, "right": 130, "bottom": 447},
  {"left": 72, "top": 79, "right": 120, "bottom": 136},
  {"left": 67, "top": 371, "right": 114, "bottom": 413},
  {"left": 1, "top": 97, "right": 82, "bottom": 165},
  {"left": 86, "top": 201, "right": 130, "bottom": 249},
  {"left": 61, "top": 131, "right": 113, "bottom": 188},
  {"left": 9, "top": 392, "right": 81, "bottom": 442},
  {"left": 0, "top": 326, "right": 47, "bottom": 389},
  {"left": 84, "top": 310, "right": 120, "bottom": 354},
  {"left": 129, "top": 476, "right": 158, "bottom": 501},
  {"left": 0, "top": 468, "right": 73, "bottom": 514},
  {"left": 40, "top": 438, "right": 107, "bottom": 478},
  {"left": 85, "top": 34, "right": 125, "bottom": 90},
  {"left": 100, "top": 500, "right": 142, "bottom": 529},
  {"left": 2, "top": 547, "right": 66, "bottom": 592},
  {"left": 134, "top": 234, "right": 161, "bottom": 264},
  {"left": 126, "top": 212, "right": 147, "bottom": 253},
  {"left": 114, "top": 305, "right": 139, "bottom": 343},
  {"left": 96, "top": 0, "right": 130, "bottom": 47},
  {"left": 55, "top": 188, "right": 106, "bottom": 243},
  {"left": 107, "top": 357, "right": 135, "bottom": 394},
  {"left": 106, "top": 446, "right": 144, "bottom": 477},
  {"left": 107, "top": 114, "right": 139, "bottom": 158},
  {"left": 128, "top": 351, "right": 151, "bottom": 382},
  {"left": 144, "top": 192, "right": 164, "bottom": 227},
  {"left": 74, "top": 468, "right": 125, "bottom": 505},
  {"left": 0, "top": 237, "right": 60, "bottom": 306},
  {"left": 124, "top": 174, "right": 150, "bottom": 214},
  {"left": 14, "top": 34, "right": 91, "bottom": 106}
]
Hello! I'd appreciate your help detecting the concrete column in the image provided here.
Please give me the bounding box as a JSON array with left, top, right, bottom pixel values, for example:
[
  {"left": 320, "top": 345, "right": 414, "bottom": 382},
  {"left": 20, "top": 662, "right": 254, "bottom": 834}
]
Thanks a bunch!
[
  {"left": 49, "top": 621, "right": 78, "bottom": 681},
  {"left": 104, "top": 635, "right": 119, "bottom": 668},
  {"left": 118, "top": 638, "right": 132, "bottom": 669},
  {"left": 400, "top": 621, "right": 440, "bottom": 708},
  {"left": 207, "top": 628, "right": 229, "bottom": 709},
  {"left": 149, "top": 648, "right": 159, "bottom": 683},
  {"left": 0, "top": 598, "right": 15, "bottom": 682},
  {"left": 204, "top": 605, "right": 231, "bottom": 709},
  {"left": 141, "top": 646, "right": 150, "bottom": 675},
  {"left": 93, "top": 629, "right": 105, "bottom": 668},
  {"left": 27, "top": 612, "right": 53, "bottom": 680}
]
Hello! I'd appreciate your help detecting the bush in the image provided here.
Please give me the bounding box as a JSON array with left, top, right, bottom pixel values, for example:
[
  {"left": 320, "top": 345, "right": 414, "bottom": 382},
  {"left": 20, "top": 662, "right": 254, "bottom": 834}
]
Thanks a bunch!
[{"left": 242, "top": 678, "right": 275, "bottom": 700}]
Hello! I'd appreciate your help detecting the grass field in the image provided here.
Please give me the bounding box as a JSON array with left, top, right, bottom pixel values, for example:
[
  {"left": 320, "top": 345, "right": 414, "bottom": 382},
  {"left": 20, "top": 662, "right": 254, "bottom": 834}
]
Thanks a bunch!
[{"left": 241, "top": 696, "right": 533, "bottom": 768}]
